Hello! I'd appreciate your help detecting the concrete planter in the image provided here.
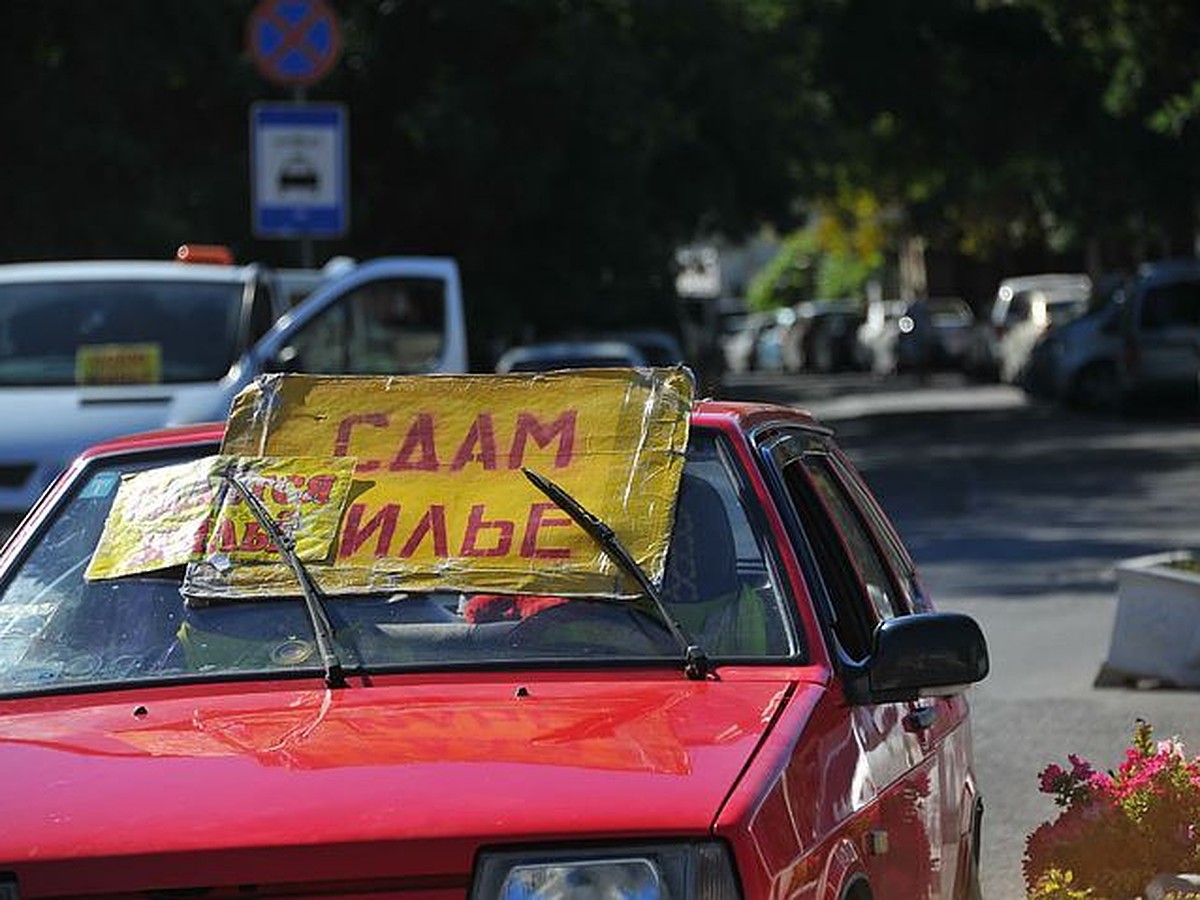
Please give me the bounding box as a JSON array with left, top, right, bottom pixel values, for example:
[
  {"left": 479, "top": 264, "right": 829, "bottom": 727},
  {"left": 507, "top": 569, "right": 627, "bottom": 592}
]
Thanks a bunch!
[{"left": 1097, "top": 550, "right": 1200, "bottom": 688}]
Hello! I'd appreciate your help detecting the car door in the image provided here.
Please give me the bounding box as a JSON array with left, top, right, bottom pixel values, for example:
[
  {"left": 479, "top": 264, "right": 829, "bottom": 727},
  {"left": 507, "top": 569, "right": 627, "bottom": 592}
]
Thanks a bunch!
[
  {"left": 252, "top": 257, "right": 468, "bottom": 378},
  {"left": 1131, "top": 278, "right": 1200, "bottom": 388},
  {"left": 763, "top": 429, "right": 942, "bottom": 897},
  {"left": 830, "top": 448, "right": 977, "bottom": 899}
]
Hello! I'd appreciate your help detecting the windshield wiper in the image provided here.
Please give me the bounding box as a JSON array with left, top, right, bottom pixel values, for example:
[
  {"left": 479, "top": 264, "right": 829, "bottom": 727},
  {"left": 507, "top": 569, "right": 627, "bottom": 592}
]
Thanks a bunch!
[
  {"left": 522, "top": 467, "right": 709, "bottom": 680},
  {"left": 217, "top": 467, "right": 346, "bottom": 688}
]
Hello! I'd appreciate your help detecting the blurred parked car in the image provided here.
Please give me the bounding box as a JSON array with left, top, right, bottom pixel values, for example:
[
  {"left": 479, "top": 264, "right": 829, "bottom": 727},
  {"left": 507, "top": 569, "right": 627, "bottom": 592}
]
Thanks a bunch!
[
  {"left": 799, "top": 300, "right": 866, "bottom": 373},
  {"left": 600, "top": 329, "right": 685, "bottom": 367},
  {"left": 895, "top": 296, "right": 975, "bottom": 374},
  {"left": 1022, "top": 275, "right": 1126, "bottom": 410},
  {"left": 0, "top": 251, "right": 468, "bottom": 536},
  {"left": 494, "top": 339, "right": 647, "bottom": 372},
  {"left": 964, "top": 273, "right": 1092, "bottom": 383},
  {"left": 275, "top": 255, "right": 357, "bottom": 307},
  {"left": 721, "top": 310, "right": 774, "bottom": 374},
  {"left": 854, "top": 298, "right": 906, "bottom": 374},
  {"left": 0, "top": 370, "right": 989, "bottom": 900},
  {"left": 1113, "top": 258, "right": 1200, "bottom": 408},
  {"left": 754, "top": 306, "right": 798, "bottom": 373}
]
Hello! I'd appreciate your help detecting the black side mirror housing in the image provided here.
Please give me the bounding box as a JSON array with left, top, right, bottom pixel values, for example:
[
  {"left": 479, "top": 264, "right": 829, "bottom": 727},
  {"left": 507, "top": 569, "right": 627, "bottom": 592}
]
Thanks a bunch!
[{"left": 855, "top": 612, "right": 990, "bottom": 705}]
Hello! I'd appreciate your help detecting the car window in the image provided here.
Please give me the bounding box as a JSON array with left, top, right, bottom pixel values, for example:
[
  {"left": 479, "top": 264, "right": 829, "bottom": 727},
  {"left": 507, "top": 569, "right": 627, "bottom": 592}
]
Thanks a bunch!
[
  {"left": 0, "top": 429, "right": 799, "bottom": 696},
  {"left": 831, "top": 455, "right": 928, "bottom": 613},
  {"left": 1139, "top": 280, "right": 1200, "bottom": 330},
  {"left": 287, "top": 277, "right": 447, "bottom": 375},
  {"left": 802, "top": 456, "right": 904, "bottom": 622},
  {"left": 1006, "top": 291, "right": 1032, "bottom": 324},
  {"left": 775, "top": 446, "right": 904, "bottom": 661},
  {"left": 0, "top": 280, "right": 244, "bottom": 385}
]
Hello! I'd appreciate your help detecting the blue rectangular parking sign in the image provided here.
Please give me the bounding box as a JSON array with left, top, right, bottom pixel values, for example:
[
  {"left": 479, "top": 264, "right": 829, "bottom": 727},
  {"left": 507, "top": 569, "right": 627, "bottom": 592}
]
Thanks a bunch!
[{"left": 251, "top": 102, "right": 348, "bottom": 238}]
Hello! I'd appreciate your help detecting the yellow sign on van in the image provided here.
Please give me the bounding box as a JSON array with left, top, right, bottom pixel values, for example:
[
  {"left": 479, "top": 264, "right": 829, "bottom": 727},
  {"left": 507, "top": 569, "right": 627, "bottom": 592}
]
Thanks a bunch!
[
  {"left": 86, "top": 455, "right": 357, "bottom": 581},
  {"left": 193, "top": 369, "right": 693, "bottom": 599},
  {"left": 76, "top": 343, "right": 162, "bottom": 385}
]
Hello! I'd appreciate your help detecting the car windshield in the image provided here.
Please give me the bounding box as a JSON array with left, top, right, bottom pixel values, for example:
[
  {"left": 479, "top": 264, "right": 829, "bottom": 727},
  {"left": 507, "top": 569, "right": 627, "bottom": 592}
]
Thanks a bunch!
[
  {"left": 0, "top": 280, "right": 244, "bottom": 386},
  {"left": 0, "top": 429, "right": 798, "bottom": 696}
]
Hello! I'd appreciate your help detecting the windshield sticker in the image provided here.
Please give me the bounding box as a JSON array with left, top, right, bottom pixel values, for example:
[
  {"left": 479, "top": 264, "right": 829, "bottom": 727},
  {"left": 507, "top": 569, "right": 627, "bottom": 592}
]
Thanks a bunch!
[
  {"left": 75, "top": 343, "right": 163, "bottom": 385},
  {"left": 86, "top": 455, "right": 357, "bottom": 581},
  {"left": 78, "top": 470, "right": 122, "bottom": 500},
  {"left": 193, "top": 369, "right": 693, "bottom": 599}
]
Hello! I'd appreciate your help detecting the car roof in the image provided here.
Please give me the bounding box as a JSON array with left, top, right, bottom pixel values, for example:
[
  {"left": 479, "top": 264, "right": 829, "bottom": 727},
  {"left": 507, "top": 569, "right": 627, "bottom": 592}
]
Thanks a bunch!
[
  {"left": 0, "top": 260, "right": 260, "bottom": 284},
  {"left": 999, "top": 273, "right": 1091, "bottom": 292},
  {"left": 76, "top": 421, "right": 227, "bottom": 460},
  {"left": 495, "top": 340, "right": 648, "bottom": 372},
  {"left": 73, "top": 399, "right": 826, "bottom": 461},
  {"left": 1135, "top": 258, "right": 1200, "bottom": 283}
]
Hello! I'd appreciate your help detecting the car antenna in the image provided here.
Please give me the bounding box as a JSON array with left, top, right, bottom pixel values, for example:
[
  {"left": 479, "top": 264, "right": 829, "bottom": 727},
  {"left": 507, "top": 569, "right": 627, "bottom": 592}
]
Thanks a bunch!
[
  {"left": 522, "top": 467, "right": 709, "bottom": 680},
  {"left": 217, "top": 467, "right": 346, "bottom": 688}
]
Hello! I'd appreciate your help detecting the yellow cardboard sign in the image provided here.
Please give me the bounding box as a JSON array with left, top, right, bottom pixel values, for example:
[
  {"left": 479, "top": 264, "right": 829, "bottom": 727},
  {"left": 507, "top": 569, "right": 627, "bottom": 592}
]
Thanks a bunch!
[
  {"left": 76, "top": 343, "right": 162, "bottom": 385},
  {"left": 86, "top": 456, "right": 357, "bottom": 581},
  {"left": 198, "top": 369, "right": 693, "bottom": 598}
]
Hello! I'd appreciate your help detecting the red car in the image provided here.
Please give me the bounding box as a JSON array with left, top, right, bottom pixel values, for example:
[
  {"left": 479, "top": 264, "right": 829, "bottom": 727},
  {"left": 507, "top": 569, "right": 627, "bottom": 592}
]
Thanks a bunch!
[{"left": 0, "top": 380, "right": 987, "bottom": 899}]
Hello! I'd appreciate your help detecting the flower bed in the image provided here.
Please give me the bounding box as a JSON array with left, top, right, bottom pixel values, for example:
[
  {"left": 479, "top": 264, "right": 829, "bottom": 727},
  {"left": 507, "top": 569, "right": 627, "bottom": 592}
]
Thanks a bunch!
[{"left": 1024, "top": 721, "right": 1200, "bottom": 898}]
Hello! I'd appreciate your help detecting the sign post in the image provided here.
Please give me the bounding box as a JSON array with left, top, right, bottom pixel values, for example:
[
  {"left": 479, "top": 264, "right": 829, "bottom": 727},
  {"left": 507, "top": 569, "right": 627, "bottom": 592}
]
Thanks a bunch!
[{"left": 246, "top": 0, "right": 347, "bottom": 263}]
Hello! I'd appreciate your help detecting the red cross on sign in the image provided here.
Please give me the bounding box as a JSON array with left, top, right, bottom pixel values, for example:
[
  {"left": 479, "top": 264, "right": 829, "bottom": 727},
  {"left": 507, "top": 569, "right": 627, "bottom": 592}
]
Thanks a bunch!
[{"left": 247, "top": 0, "right": 343, "bottom": 87}]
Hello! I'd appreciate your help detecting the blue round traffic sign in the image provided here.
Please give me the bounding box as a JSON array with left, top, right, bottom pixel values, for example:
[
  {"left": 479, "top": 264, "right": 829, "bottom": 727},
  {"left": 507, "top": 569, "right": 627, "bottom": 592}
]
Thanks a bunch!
[{"left": 247, "top": 0, "right": 343, "bottom": 87}]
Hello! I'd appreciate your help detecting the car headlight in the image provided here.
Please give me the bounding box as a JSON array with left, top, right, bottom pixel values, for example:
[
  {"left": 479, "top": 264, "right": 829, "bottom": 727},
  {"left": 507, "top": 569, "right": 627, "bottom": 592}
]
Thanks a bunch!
[{"left": 471, "top": 842, "right": 741, "bottom": 900}]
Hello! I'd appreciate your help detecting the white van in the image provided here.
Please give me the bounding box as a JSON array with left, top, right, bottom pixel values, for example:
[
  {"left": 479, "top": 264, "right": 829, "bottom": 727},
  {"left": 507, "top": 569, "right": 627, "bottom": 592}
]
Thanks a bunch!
[{"left": 0, "top": 254, "right": 467, "bottom": 532}]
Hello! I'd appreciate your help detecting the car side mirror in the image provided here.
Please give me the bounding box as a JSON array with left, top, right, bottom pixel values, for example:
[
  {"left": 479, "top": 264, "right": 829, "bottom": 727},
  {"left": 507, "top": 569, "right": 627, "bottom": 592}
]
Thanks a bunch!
[{"left": 861, "top": 612, "right": 989, "bottom": 704}]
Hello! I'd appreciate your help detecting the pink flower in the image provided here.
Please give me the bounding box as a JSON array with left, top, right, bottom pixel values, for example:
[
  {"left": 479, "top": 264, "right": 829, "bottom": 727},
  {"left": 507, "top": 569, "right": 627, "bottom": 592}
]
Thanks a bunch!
[
  {"left": 1068, "top": 753, "right": 1094, "bottom": 780},
  {"left": 1024, "top": 720, "right": 1200, "bottom": 896},
  {"left": 1039, "top": 763, "right": 1066, "bottom": 794}
]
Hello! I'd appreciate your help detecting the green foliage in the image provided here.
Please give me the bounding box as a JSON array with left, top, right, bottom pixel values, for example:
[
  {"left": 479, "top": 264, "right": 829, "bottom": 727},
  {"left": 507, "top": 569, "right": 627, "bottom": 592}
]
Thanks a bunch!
[
  {"left": 0, "top": 0, "right": 815, "bottom": 347},
  {"left": 5, "top": 0, "right": 1200, "bottom": 344},
  {"left": 746, "top": 229, "right": 817, "bottom": 311},
  {"left": 1029, "top": 867, "right": 1094, "bottom": 899}
]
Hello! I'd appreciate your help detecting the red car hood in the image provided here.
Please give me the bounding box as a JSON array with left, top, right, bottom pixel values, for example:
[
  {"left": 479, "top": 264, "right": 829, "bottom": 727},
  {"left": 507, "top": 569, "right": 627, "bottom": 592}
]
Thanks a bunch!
[{"left": 1, "top": 672, "right": 802, "bottom": 895}]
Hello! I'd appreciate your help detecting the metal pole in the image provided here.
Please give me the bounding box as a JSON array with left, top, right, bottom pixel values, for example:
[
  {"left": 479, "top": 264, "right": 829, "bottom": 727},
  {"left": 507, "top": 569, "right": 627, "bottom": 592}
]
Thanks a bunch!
[{"left": 293, "top": 85, "right": 314, "bottom": 268}]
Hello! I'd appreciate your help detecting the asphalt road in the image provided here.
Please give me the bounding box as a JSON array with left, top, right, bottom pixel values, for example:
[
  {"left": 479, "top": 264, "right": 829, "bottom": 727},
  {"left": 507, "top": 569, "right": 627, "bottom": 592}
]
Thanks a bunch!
[{"left": 721, "top": 371, "right": 1200, "bottom": 900}]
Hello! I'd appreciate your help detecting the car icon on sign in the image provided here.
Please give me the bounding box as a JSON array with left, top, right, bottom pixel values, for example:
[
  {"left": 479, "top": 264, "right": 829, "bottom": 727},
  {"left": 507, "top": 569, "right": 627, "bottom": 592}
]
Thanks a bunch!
[{"left": 279, "top": 156, "right": 319, "bottom": 192}]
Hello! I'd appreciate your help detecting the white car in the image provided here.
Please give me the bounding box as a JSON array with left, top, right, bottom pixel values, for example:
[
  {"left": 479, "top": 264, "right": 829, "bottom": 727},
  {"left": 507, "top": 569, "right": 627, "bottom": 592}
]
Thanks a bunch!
[
  {"left": 0, "top": 252, "right": 468, "bottom": 533},
  {"left": 965, "top": 273, "right": 1091, "bottom": 382}
]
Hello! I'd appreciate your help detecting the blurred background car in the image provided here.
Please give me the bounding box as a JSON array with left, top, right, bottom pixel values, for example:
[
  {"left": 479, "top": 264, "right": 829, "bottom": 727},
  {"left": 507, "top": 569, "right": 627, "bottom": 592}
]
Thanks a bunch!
[
  {"left": 895, "top": 296, "right": 975, "bottom": 374},
  {"left": 598, "top": 328, "right": 685, "bottom": 367},
  {"left": 275, "top": 256, "right": 357, "bottom": 308},
  {"left": 854, "top": 298, "right": 906, "bottom": 375},
  {"left": 964, "top": 273, "right": 1092, "bottom": 382},
  {"left": 0, "top": 253, "right": 468, "bottom": 538},
  {"left": 494, "top": 339, "right": 647, "bottom": 373},
  {"left": 1113, "top": 258, "right": 1200, "bottom": 408},
  {"left": 722, "top": 310, "right": 775, "bottom": 374},
  {"left": 1022, "top": 274, "right": 1127, "bottom": 410},
  {"left": 798, "top": 299, "right": 866, "bottom": 373},
  {"left": 755, "top": 306, "right": 798, "bottom": 373}
]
